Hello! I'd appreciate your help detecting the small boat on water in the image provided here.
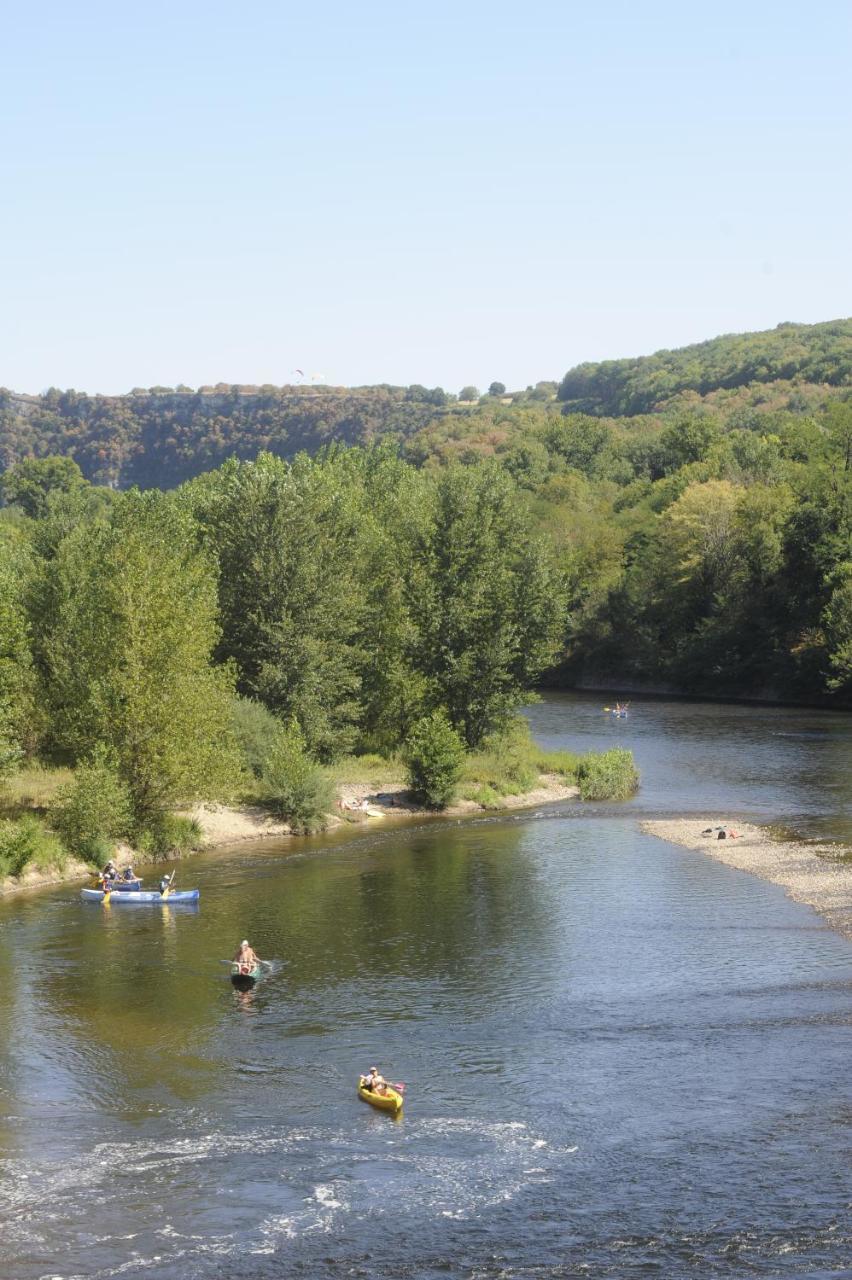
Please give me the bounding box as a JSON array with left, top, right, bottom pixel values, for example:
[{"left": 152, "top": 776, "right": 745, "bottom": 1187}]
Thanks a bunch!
[
  {"left": 230, "top": 961, "right": 262, "bottom": 987},
  {"left": 80, "top": 888, "right": 200, "bottom": 905},
  {"left": 95, "top": 879, "right": 143, "bottom": 892},
  {"left": 358, "top": 1076, "right": 403, "bottom": 1114}
]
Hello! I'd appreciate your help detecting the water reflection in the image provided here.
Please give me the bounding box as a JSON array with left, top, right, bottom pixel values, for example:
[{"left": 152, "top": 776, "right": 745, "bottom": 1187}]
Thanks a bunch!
[
  {"left": 0, "top": 695, "right": 851, "bottom": 1278},
  {"left": 527, "top": 692, "right": 852, "bottom": 838}
]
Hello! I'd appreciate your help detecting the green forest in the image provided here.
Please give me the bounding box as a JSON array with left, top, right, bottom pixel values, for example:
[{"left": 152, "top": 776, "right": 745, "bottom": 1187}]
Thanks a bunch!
[
  {"left": 0, "top": 447, "right": 598, "bottom": 878},
  {"left": 1, "top": 317, "right": 851, "bottom": 877}
]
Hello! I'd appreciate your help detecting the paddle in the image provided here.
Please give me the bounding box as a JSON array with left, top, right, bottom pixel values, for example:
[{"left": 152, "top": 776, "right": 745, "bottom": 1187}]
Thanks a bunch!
[{"left": 160, "top": 871, "right": 175, "bottom": 899}]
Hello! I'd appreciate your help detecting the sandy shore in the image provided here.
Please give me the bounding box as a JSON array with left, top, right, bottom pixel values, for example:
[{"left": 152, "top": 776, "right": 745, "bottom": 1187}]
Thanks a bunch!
[
  {"left": 0, "top": 775, "right": 578, "bottom": 897},
  {"left": 190, "top": 774, "right": 578, "bottom": 839},
  {"left": 332, "top": 773, "right": 578, "bottom": 821},
  {"left": 642, "top": 819, "right": 852, "bottom": 940}
]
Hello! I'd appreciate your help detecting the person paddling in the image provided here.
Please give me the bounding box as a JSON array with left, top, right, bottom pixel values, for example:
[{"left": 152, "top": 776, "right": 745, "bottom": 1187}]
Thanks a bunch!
[
  {"left": 233, "top": 939, "right": 260, "bottom": 972},
  {"left": 362, "top": 1066, "right": 388, "bottom": 1095}
]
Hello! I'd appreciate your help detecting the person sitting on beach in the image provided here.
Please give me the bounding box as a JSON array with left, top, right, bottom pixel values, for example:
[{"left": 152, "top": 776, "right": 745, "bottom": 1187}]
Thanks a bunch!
[
  {"left": 362, "top": 1066, "right": 387, "bottom": 1095},
  {"left": 233, "top": 939, "right": 260, "bottom": 970}
]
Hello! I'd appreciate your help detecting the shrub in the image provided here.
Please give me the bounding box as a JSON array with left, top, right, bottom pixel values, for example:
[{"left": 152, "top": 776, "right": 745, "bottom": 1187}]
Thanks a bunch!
[
  {"left": 458, "top": 782, "right": 503, "bottom": 808},
  {"left": 50, "top": 746, "right": 133, "bottom": 861},
  {"left": 261, "top": 720, "right": 335, "bottom": 833},
  {"left": 0, "top": 815, "right": 66, "bottom": 879},
  {"left": 231, "top": 696, "right": 285, "bottom": 779},
  {"left": 136, "top": 814, "right": 204, "bottom": 860},
  {"left": 575, "top": 748, "right": 639, "bottom": 801},
  {"left": 404, "top": 710, "right": 465, "bottom": 809}
]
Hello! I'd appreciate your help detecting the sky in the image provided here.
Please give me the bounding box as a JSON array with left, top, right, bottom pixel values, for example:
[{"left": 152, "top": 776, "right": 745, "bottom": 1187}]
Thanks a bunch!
[{"left": 1, "top": 0, "right": 850, "bottom": 395}]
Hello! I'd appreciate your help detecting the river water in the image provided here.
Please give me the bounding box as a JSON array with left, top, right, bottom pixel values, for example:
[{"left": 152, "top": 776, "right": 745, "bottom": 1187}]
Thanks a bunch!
[{"left": 1, "top": 693, "right": 851, "bottom": 1279}]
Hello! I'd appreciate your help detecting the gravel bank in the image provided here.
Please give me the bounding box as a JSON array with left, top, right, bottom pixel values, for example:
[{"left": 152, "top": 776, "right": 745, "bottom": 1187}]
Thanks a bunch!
[{"left": 641, "top": 819, "right": 852, "bottom": 941}]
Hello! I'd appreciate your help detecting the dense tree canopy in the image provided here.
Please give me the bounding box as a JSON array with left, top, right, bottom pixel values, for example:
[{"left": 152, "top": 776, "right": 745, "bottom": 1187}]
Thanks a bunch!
[{"left": 1, "top": 316, "right": 851, "bottom": 722}]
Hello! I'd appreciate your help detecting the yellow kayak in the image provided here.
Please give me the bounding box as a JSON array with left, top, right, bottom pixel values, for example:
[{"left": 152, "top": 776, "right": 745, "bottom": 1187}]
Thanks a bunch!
[{"left": 358, "top": 1076, "right": 403, "bottom": 1114}]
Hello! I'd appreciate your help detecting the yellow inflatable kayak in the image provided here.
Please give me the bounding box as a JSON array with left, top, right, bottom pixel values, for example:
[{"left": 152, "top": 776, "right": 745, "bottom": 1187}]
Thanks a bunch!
[{"left": 358, "top": 1076, "right": 403, "bottom": 1114}]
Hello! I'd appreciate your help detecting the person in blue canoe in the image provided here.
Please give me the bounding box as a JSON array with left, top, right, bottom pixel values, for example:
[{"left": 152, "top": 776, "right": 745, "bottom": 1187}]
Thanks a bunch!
[
  {"left": 122, "top": 865, "right": 136, "bottom": 881},
  {"left": 159, "top": 872, "right": 175, "bottom": 895}
]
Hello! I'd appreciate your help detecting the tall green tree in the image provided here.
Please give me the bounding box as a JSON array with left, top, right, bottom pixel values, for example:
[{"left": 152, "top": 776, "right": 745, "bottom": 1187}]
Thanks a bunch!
[
  {"left": 195, "top": 453, "right": 366, "bottom": 760},
  {"left": 0, "top": 539, "right": 35, "bottom": 776},
  {"left": 37, "top": 490, "right": 238, "bottom": 822},
  {"left": 408, "top": 464, "right": 564, "bottom": 746},
  {"left": 1, "top": 455, "right": 87, "bottom": 519}
]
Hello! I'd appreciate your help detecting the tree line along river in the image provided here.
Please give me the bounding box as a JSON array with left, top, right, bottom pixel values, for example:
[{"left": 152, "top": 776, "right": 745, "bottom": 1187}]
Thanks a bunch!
[{"left": 1, "top": 692, "right": 851, "bottom": 1279}]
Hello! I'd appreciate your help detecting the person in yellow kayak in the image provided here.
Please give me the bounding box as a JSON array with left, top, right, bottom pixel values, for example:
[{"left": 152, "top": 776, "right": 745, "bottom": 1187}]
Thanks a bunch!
[
  {"left": 362, "top": 1066, "right": 388, "bottom": 1095},
  {"left": 233, "top": 939, "right": 260, "bottom": 970}
]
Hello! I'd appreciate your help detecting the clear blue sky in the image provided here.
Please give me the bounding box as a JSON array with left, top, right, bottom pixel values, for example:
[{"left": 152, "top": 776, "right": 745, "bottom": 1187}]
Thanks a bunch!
[{"left": 2, "top": 0, "right": 850, "bottom": 395}]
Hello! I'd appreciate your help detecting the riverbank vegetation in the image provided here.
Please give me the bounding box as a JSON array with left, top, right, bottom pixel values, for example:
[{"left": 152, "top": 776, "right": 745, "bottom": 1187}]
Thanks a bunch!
[
  {"left": 0, "top": 445, "right": 625, "bottom": 876},
  {"left": 4, "top": 314, "right": 852, "bottom": 872}
]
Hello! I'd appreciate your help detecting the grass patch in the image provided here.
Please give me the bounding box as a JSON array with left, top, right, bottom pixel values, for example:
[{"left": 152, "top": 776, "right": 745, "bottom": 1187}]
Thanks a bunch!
[
  {"left": 0, "top": 764, "right": 74, "bottom": 817},
  {"left": 136, "top": 814, "right": 205, "bottom": 860},
  {"left": 460, "top": 718, "right": 540, "bottom": 798},
  {"left": 457, "top": 782, "right": 504, "bottom": 808},
  {"left": 325, "top": 753, "right": 406, "bottom": 786},
  {"left": 530, "top": 747, "right": 582, "bottom": 778},
  {"left": 575, "top": 748, "right": 639, "bottom": 801}
]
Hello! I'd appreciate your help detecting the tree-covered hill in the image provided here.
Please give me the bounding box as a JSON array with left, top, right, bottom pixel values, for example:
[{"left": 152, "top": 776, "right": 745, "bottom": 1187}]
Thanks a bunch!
[
  {"left": 1, "top": 320, "right": 851, "bottom": 491},
  {"left": 558, "top": 319, "right": 852, "bottom": 416},
  {"left": 0, "top": 384, "right": 453, "bottom": 489}
]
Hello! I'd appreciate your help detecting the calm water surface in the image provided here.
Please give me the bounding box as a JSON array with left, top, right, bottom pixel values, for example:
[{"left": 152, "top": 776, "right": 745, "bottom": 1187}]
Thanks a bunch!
[{"left": 1, "top": 694, "right": 851, "bottom": 1279}]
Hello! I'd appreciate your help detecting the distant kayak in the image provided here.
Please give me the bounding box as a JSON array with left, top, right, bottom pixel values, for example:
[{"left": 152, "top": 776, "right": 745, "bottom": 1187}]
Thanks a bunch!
[
  {"left": 80, "top": 888, "right": 200, "bottom": 904},
  {"left": 358, "top": 1076, "right": 403, "bottom": 1114}
]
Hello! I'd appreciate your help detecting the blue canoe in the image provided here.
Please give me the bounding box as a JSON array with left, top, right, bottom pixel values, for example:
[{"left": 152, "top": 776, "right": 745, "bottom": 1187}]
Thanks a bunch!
[
  {"left": 95, "top": 879, "right": 143, "bottom": 891},
  {"left": 81, "top": 887, "right": 200, "bottom": 904}
]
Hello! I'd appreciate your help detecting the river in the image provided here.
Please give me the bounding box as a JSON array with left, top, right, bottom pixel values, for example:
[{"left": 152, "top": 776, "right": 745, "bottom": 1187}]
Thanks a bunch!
[{"left": 1, "top": 693, "right": 851, "bottom": 1279}]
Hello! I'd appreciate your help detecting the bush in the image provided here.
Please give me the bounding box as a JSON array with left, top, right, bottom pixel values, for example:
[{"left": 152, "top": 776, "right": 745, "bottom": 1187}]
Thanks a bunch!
[
  {"left": 404, "top": 710, "right": 465, "bottom": 809},
  {"left": 0, "top": 815, "right": 66, "bottom": 878},
  {"left": 458, "top": 783, "right": 503, "bottom": 809},
  {"left": 231, "top": 696, "right": 285, "bottom": 779},
  {"left": 50, "top": 747, "right": 133, "bottom": 861},
  {"left": 136, "top": 814, "right": 204, "bottom": 860},
  {"left": 575, "top": 748, "right": 639, "bottom": 801},
  {"left": 261, "top": 720, "right": 335, "bottom": 833}
]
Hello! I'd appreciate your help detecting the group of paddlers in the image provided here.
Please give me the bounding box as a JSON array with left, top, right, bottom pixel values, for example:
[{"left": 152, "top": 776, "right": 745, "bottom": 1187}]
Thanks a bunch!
[{"left": 98, "top": 861, "right": 176, "bottom": 895}]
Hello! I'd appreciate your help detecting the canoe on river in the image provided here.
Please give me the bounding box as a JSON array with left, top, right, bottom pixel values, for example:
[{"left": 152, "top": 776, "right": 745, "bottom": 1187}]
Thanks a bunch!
[
  {"left": 80, "top": 888, "right": 200, "bottom": 904},
  {"left": 95, "top": 879, "right": 143, "bottom": 891},
  {"left": 358, "top": 1076, "right": 403, "bottom": 1114}
]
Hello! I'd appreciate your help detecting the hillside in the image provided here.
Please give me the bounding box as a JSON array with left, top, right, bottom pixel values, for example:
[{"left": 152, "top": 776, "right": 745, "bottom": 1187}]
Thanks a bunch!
[
  {"left": 1, "top": 319, "right": 851, "bottom": 490},
  {"left": 557, "top": 318, "right": 852, "bottom": 416},
  {"left": 0, "top": 384, "right": 452, "bottom": 489}
]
